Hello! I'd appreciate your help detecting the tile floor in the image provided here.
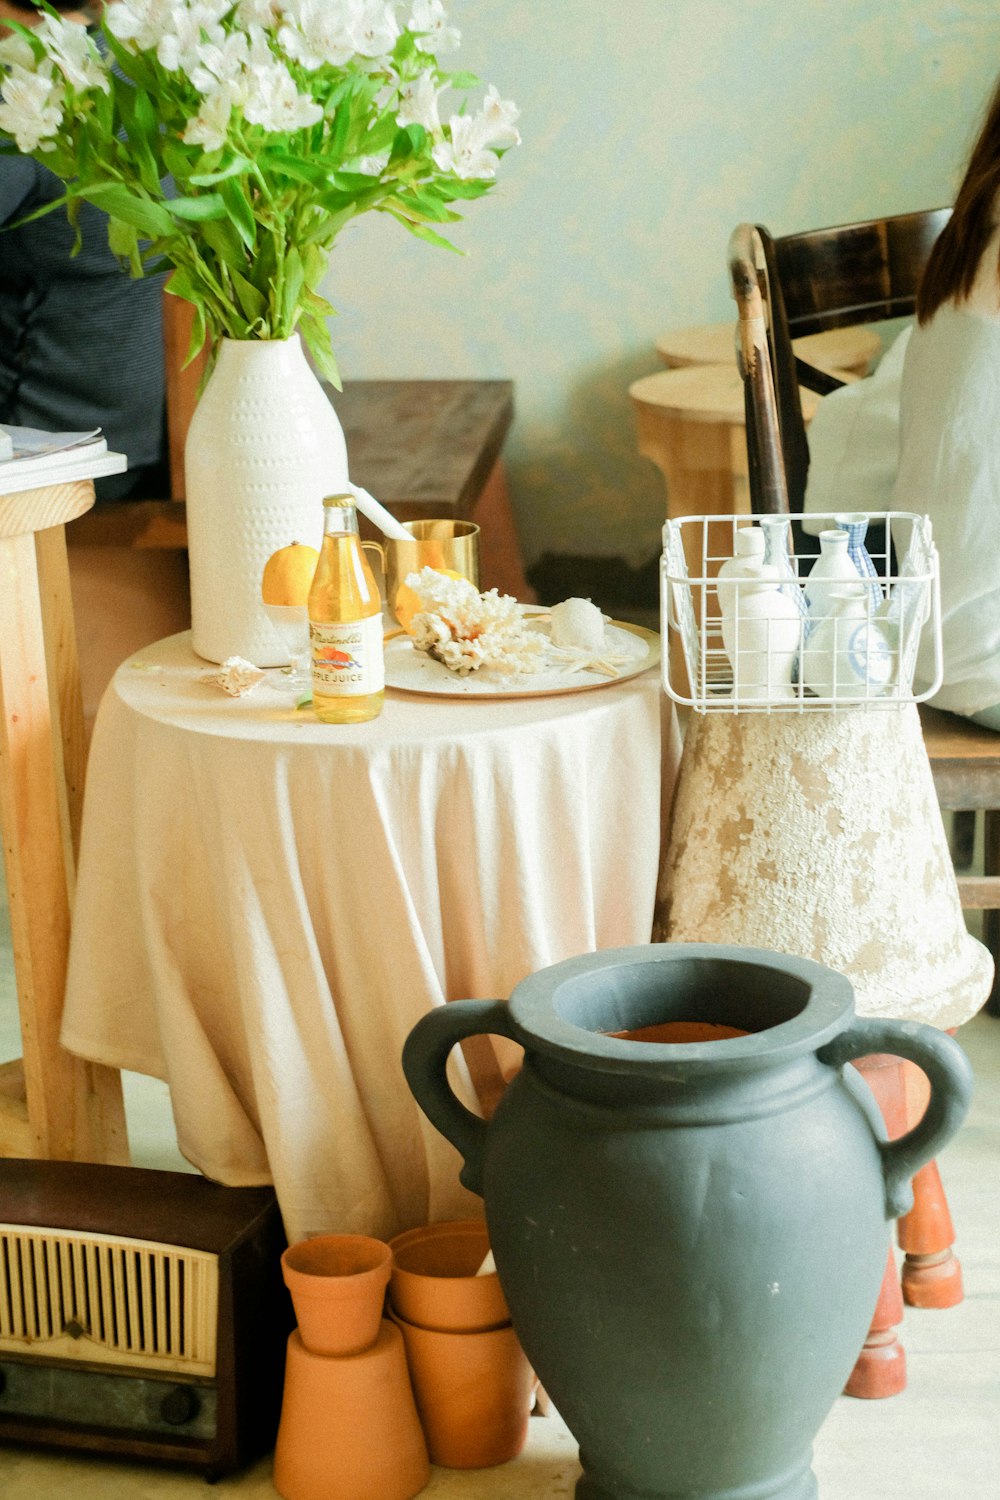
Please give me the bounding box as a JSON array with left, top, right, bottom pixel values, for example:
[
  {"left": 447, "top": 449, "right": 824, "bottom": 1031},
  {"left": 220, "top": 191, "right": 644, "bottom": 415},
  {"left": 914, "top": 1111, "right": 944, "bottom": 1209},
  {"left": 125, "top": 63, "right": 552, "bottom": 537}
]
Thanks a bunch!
[{"left": 0, "top": 878, "right": 997, "bottom": 1497}]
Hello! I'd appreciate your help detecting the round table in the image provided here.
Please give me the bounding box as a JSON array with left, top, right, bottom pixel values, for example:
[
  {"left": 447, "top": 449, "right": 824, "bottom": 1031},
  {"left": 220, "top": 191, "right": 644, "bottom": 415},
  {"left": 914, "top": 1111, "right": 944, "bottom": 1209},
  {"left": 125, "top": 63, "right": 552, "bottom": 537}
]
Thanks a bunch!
[
  {"left": 62, "top": 633, "right": 666, "bottom": 1245},
  {"left": 654, "top": 321, "right": 882, "bottom": 376}
]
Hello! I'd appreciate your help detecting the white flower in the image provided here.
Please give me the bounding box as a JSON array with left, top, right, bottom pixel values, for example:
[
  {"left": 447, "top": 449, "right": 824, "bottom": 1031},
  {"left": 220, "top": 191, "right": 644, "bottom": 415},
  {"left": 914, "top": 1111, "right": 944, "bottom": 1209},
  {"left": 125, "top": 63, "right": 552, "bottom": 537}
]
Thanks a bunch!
[
  {"left": 433, "top": 112, "right": 499, "bottom": 180},
  {"left": 156, "top": 8, "right": 228, "bottom": 74},
  {"left": 242, "top": 63, "right": 322, "bottom": 133},
  {"left": 0, "top": 34, "right": 37, "bottom": 72},
  {"left": 107, "top": 0, "right": 230, "bottom": 66},
  {"left": 0, "top": 64, "right": 65, "bottom": 151},
  {"left": 396, "top": 70, "right": 440, "bottom": 132},
  {"left": 355, "top": 150, "right": 390, "bottom": 176},
  {"left": 182, "top": 82, "right": 234, "bottom": 151},
  {"left": 35, "top": 15, "right": 110, "bottom": 94},
  {"left": 478, "top": 84, "right": 520, "bottom": 150},
  {"left": 348, "top": 0, "right": 400, "bottom": 60},
  {"left": 235, "top": 0, "right": 280, "bottom": 27},
  {"left": 278, "top": 0, "right": 358, "bottom": 70},
  {"left": 190, "top": 29, "right": 252, "bottom": 93},
  {"left": 409, "top": 0, "right": 460, "bottom": 55}
]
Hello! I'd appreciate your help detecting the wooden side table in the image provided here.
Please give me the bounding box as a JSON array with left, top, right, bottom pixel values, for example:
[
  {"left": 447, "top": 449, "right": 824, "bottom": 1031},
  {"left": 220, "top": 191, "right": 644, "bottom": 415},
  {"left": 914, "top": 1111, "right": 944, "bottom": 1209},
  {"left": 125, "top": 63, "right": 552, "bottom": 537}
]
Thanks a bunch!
[
  {"left": 336, "top": 379, "right": 533, "bottom": 601},
  {"left": 70, "top": 378, "right": 532, "bottom": 602}
]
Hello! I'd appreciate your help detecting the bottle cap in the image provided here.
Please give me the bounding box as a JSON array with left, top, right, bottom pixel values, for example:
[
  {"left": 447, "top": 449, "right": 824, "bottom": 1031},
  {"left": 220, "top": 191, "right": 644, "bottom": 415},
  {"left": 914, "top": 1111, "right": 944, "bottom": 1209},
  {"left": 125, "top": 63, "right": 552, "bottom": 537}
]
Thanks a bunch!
[{"left": 323, "top": 493, "right": 356, "bottom": 508}]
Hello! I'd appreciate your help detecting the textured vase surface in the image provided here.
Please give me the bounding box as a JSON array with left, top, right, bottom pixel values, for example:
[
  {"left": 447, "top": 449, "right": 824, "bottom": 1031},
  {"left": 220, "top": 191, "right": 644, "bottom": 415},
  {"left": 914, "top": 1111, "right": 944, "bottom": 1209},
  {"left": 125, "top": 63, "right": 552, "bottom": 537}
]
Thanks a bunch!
[
  {"left": 402, "top": 944, "right": 973, "bottom": 1500},
  {"left": 185, "top": 337, "right": 348, "bottom": 665},
  {"left": 656, "top": 705, "right": 992, "bottom": 1029}
]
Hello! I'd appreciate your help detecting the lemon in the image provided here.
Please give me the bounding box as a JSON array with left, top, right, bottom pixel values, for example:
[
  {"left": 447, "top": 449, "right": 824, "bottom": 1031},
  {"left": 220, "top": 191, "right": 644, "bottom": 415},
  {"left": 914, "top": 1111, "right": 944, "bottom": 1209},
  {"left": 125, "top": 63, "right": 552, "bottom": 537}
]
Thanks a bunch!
[
  {"left": 261, "top": 541, "right": 320, "bottom": 606},
  {"left": 394, "top": 567, "right": 468, "bottom": 634}
]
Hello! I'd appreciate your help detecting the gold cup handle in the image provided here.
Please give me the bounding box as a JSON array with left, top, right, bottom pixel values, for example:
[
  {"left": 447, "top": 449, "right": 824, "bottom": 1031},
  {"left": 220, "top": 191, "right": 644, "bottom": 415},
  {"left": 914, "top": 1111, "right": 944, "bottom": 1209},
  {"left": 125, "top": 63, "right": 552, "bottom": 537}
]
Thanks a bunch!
[{"left": 362, "top": 540, "right": 387, "bottom": 601}]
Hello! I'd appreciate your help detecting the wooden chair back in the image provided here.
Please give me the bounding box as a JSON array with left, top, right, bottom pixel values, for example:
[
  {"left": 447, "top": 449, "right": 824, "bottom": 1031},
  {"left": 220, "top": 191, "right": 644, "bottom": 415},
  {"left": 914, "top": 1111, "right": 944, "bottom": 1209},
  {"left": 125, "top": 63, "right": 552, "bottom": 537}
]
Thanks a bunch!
[
  {"left": 746, "top": 208, "right": 951, "bottom": 510},
  {"left": 728, "top": 215, "right": 1000, "bottom": 1013}
]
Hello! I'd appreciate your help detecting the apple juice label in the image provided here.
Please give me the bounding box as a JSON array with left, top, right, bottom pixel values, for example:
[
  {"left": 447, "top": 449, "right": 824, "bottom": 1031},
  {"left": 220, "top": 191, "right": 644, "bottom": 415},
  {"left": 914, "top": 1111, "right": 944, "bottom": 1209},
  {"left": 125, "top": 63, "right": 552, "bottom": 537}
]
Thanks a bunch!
[{"left": 310, "top": 615, "right": 384, "bottom": 696}]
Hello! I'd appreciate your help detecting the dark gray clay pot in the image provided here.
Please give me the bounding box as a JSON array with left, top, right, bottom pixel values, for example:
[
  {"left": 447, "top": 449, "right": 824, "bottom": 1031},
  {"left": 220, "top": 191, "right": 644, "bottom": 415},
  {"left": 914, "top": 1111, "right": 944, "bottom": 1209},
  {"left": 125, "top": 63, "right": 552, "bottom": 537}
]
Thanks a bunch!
[{"left": 402, "top": 944, "right": 973, "bottom": 1500}]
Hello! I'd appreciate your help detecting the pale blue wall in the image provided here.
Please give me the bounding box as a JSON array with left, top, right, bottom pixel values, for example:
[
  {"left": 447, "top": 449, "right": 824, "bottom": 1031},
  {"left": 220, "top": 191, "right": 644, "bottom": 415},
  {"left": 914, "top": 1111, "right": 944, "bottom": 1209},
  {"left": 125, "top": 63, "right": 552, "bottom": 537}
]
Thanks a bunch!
[{"left": 324, "top": 1, "right": 1000, "bottom": 570}]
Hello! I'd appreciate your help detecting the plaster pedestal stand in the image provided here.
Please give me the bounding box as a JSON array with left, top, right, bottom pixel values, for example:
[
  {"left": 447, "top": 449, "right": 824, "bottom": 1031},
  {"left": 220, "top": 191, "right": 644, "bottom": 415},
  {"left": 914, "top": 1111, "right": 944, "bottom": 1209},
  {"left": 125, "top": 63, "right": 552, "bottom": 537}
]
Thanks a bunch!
[
  {"left": 401, "top": 945, "right": 972, "bottom": 1500},
  {"left": 654, "top": 703, "right": 991, "bottom": 1394}
]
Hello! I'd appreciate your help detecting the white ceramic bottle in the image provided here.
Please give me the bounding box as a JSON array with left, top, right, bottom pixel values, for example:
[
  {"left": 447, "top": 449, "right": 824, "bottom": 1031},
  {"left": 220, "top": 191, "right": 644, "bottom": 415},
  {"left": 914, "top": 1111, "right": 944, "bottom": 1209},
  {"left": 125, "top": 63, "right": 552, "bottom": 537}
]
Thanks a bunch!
[
  {"left": 803, "top": 529, "right": 865, "bottom": 622},
  {"left": 716, "top": 527, "right": 767, "bottom": 617},
  {"left": 800, "top": 588, "right": 895, "bottom": 702},
  {"left": 721, "top": 562, "right": 802, "bottom": 702}
]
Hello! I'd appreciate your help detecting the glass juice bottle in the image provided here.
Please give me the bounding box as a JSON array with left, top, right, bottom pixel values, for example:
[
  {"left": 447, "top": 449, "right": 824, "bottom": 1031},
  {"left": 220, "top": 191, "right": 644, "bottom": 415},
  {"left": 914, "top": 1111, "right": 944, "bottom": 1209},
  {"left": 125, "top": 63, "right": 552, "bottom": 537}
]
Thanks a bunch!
[{"left": 308, "top": 493, "right": 385, "bottom": 724}]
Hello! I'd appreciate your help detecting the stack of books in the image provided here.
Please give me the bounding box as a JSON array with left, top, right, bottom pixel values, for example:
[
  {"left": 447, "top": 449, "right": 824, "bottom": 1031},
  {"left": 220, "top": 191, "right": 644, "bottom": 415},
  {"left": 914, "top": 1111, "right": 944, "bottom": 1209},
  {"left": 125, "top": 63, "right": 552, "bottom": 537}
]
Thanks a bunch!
[{"left": 0, "top": 425, "right": 127, "bottom": 497}]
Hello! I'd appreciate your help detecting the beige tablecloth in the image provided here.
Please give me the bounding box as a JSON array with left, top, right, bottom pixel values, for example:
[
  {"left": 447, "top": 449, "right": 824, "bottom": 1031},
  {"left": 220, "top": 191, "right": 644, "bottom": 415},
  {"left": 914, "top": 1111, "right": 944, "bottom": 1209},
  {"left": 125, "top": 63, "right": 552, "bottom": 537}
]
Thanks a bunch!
[{"left": 62, "top": 633, "right": 669, "bottom": 1244}]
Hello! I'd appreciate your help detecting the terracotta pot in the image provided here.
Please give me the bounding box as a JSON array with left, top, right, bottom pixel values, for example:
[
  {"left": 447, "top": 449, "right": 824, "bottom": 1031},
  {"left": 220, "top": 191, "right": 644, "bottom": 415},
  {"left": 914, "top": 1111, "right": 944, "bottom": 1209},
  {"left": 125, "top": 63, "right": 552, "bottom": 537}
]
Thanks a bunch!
[
  {"left": 402, "top": 943, "right": 974, "bottom": 1500},
  {"left": 281, "top": 1234, "right": 391, "bottom": 1356},
  {"left": 273, "top": 1324, "right": 429, "bottom": 1500},
  {"left": 388, "top": 1220, "right": 509, "bottom": 1332},
  {"left": 390, "top": 1308, "right": 533, "bottom": 1469}
]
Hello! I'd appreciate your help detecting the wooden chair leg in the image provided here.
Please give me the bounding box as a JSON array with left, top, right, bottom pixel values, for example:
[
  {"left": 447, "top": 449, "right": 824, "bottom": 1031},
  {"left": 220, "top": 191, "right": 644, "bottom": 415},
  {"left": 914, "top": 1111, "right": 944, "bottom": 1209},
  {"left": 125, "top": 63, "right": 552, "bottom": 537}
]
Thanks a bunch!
[
  {"left": 948, "top": 809, "right": 977, "bottom": 871},
  {"left": 843, "top": 1245, "right": 907, "bottom": 1399},
  {"left": 982, "top": 808, "right": 1000, "bottom": 1017}
]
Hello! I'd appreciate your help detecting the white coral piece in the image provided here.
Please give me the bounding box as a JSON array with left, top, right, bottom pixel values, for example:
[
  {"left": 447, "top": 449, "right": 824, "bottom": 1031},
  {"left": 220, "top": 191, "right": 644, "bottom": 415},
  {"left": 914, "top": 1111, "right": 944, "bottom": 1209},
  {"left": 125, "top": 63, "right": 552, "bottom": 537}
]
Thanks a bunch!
[{"left": 202, "top": 655, "right": 266, "bottom": 696}]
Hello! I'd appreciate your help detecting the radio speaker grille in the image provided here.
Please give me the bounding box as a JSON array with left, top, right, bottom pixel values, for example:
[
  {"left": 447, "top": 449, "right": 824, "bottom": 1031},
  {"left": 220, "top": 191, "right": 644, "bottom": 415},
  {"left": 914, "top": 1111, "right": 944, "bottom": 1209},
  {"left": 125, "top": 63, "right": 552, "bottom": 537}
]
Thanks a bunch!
[{"left": 0, "top": 1223, "right": 218, "bottom": 1376}]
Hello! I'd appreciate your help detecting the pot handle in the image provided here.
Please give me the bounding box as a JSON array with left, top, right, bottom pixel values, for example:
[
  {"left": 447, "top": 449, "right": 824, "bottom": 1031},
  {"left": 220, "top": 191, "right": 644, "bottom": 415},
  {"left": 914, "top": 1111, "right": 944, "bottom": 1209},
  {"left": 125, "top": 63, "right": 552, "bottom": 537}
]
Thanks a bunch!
[
  {"left": 402, "top": 1000, "right": 517, "bottom": 1197},
  {"left": 818, "top": 1017, "right": 974, "bottom": 1218}
]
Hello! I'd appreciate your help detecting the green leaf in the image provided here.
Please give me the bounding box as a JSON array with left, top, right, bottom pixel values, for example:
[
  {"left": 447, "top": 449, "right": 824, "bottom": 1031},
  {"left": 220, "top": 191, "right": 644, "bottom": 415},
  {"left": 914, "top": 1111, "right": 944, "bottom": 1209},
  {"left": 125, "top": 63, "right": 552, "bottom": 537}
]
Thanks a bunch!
[
  {"left": 390, "top": 125, "right": 425, "bottom": 164},
  {"left": 386, "top": 212, "right": 463, "bottom": 253},
  {"left": 80, "top": 183, "right": 175, "bottom": 238},
  {"left": 197, "top": 216, "right": 246, "bottom": 267},
  {"left": 169, "top": 193, "right": 227, "bottom": 222},
  {"left": 434, "top": 177, "right": 493, "bottom": 200},
  {"left": 189, "top": 156, "right": 254, "bottom": 186},
  {"left": 117, "top": 86, "right": 161, "bottom": 195},
  {"left": 262, "top": 152, "right": 329, "bottom": 187},
  {"left": 107, "top": 216, "right": 138, "bottom": 261},
  {"left": 280, "top": 246, "right": 305, "bottom": 333},
  {"left": 446, "top": 71, "right": 482, "bottom": 89},
  {"left": 219, "top": 176, "right": 256, "bottom": 250},
  {"left": 231, "top": 269, "right": 268, "bottom": 324}
]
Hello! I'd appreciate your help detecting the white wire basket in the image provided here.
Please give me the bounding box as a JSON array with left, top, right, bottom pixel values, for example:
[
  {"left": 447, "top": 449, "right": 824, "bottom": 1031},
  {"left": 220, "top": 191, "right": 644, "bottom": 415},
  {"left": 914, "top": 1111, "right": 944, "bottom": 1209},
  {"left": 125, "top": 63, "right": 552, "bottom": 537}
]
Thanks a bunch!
[{"left": 660, "top": 512, "right": 943, "bottom": 713}]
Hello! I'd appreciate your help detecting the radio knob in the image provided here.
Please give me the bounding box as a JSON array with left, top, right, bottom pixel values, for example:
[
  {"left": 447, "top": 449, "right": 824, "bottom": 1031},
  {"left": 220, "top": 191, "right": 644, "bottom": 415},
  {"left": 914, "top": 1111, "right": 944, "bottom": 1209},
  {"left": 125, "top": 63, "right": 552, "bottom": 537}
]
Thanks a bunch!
[{"left": 160, "top": 1385, "right": 200, "bottom": 1426}]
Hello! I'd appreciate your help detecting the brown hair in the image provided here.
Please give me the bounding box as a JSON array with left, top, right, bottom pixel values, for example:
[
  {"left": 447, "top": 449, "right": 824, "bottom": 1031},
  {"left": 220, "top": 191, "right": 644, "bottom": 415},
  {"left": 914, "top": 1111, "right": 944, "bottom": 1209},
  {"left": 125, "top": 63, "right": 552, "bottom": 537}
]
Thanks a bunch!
[{"left": 917, "top": 75, "right": 1000, "bottom": 323}]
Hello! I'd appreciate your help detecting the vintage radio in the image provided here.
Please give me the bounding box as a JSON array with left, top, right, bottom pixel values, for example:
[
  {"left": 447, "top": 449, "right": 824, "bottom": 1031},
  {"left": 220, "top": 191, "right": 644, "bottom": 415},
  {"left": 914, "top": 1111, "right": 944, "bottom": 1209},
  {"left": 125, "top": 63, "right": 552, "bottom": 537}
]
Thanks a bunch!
[{"left": 0, "top": 1160, "right": 292, "bottom": 1476}]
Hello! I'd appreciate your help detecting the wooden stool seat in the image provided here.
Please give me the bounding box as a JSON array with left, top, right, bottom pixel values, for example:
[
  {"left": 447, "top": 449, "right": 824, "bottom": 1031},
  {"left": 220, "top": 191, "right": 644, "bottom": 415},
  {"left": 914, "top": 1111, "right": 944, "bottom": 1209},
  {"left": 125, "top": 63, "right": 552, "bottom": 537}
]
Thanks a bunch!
[
  {"left": 655, "top": 320, "right": 881, "bottom": 377},
  {"left": 919, "top": 706, "right": 1000, "bottom": 1007},
  {"left": 0, "top": 479, "right": 127, "bottom": 1162}
]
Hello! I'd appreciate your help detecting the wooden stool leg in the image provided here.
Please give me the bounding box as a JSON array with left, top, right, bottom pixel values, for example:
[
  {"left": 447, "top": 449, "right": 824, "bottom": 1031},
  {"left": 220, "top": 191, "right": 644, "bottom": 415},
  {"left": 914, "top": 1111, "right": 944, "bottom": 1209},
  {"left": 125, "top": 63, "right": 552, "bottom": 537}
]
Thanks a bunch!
[
  {"left": 843, "top": 1055, "right": 909, "bottom": 1397},
  {"left": 898, "top": 1160, "right": 963, "bottom": 1307},
  {"left": 844, "top": 1245, "right": 907, "bottom": 1399},
  {"left": 982, "top": 809, "right": 1000, "bottom": 1017},
  {"left": 0, "top": 524, "right": 127, "bottom": 1164},
  {"left": 898, "top": 1057, "right": 962, "bottom": 1308}
]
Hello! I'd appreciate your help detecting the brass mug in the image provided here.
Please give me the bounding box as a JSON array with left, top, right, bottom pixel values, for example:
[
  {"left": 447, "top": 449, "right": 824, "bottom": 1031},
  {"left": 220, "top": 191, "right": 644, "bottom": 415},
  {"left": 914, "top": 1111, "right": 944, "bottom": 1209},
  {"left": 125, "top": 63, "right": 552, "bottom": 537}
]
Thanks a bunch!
[{"left": 364, "top": 520, "right": 481, "bottom": 624}]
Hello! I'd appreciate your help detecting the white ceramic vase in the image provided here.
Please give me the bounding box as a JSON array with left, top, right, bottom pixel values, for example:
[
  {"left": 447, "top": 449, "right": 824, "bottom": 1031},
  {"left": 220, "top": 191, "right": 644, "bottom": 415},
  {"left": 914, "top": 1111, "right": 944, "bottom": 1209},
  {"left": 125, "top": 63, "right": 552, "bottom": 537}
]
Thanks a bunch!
[
  {"left": 720, "top": 563, "right": 801, "bottom": 702},
  {"left": 185, "top": 337, "right": 349, "bottom": 665},
  {"left": 715, "top": 526, "right": 766, "bottom": 616},
  {"left": 803, "top": 528, "right": 865, "bottom": 622},
  {"left": 800, "top": 588, "right": 894, "bottom": 701}
]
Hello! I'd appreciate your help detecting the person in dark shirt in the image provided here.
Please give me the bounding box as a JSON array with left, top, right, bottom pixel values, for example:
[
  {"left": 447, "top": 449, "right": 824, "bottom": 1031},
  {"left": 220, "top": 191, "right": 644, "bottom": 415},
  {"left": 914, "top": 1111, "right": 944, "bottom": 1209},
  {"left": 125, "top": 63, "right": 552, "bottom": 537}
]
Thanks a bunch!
[{"left": 0, "top": 0, "right": 168, "bottom": 500}]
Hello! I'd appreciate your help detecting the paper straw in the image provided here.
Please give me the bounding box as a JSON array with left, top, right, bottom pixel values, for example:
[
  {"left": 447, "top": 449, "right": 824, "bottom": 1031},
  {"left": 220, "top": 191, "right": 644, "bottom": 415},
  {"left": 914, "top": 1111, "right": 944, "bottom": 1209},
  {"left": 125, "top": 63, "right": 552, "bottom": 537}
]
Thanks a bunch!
[{"left": 349, "top": 483, "right": 411, "bottom": 541}]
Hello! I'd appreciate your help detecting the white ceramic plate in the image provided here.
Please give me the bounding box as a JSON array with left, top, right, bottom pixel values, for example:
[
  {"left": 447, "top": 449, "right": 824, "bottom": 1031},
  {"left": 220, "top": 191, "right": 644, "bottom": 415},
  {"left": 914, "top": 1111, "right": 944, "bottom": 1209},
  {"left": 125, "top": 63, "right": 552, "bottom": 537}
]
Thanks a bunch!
[{"left": 383, "top": 615, "right": 661, "bottom": 699}]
